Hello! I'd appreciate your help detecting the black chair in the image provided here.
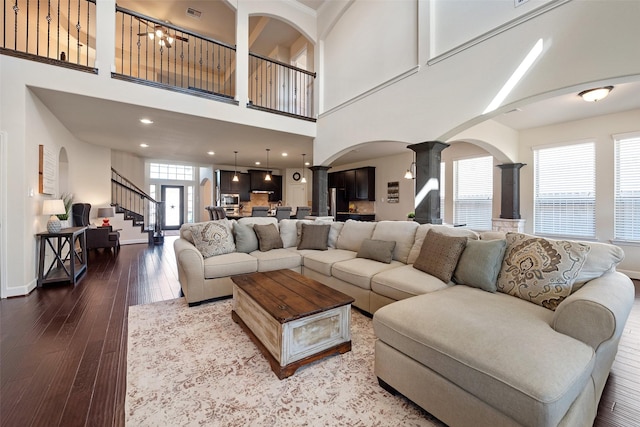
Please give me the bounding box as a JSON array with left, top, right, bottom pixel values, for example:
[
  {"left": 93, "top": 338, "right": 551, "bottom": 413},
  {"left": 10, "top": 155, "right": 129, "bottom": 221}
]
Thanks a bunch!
[
  {"left": 72, "top": 203, "right": 91, "bottom": 227},
  {"left": 295, "top": 206, "right": 311, "bottom": 219},
  {"left": 251, "top": 206, "right": 269, "bottom": 217},
  {"left": 86, "top": 225, "right": 120, "bottom": 254},
  {"left": 275, "top": 206, "right": 292, "bottom": 221}
]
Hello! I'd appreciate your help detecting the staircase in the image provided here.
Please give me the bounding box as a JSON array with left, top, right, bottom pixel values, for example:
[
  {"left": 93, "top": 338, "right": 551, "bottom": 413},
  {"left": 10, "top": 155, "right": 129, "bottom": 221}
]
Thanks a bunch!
[{"left": 111, "top": 168, "right": 164, "bottom": 245}]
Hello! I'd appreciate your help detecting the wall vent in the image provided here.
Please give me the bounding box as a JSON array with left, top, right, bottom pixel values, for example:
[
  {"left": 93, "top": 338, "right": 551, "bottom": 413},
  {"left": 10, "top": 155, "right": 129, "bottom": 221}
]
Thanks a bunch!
[{"left": 186, "top": 8, "right": 202, "bottom": 19}]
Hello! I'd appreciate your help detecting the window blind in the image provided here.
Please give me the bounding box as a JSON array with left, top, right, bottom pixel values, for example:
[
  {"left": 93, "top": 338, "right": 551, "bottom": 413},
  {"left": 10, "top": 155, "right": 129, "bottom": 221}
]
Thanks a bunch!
[
  {"left": 533, "top": 142, "right": 595, "bottom": 238},
  {"left": 454, "top": 156, "right": 493, "bottom": 230},
  {"left": 615, "top": 135, "right": 640, "bottom": 241}
]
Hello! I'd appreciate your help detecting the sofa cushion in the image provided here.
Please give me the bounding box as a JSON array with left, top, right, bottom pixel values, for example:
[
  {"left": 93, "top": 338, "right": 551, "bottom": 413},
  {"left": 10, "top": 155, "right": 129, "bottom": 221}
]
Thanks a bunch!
[
  {"left": 253, "top": 223, "right": 284, "bottom": 252},
  {"left": 184, "top": 220, "right": 235, "bottom": 259},
  {"left": 371, "top": 264, "right": 450, "bottom": 301},
  {"left": 233, "top": 222, "right": 259, "bottom": 253},
  {"left": 278, "top": 219, "right": 300, "bottom": 248},
  {"left": 453, "top": 239, "right": 507, "bottom": 292},
  {"left": 373, "top": 287, "right": 595, "bottom": 427},
  {"left": 238, "top": 216, "right": 278, "bottom": 227},
  {"left": 371, "top": 220, "right": 418, "bottom": 263},
  {"left": 407, "top": 224, "right": 478, "bottom": 265},
  {"left": 294, "top": 220, "right": 321, "bottom": 246},
  {"left": 496, "top": 233, "right": 591, "bottom": 310},
  {"left": 332, "top": 258, "right": 404, "bottom": 290},
  {"left": 250, "top": 248, "right": 302, "bottom": 272},
  {"left": 356, "top": 238, "right": 396, "bottom": 264},
  {"left": 335, "top": 220, "right": 376, "bottom": 251},
  {"left": 413, "top": 230, "right": 467, "bottom": 283},
  {"left": 327, "top": 222, "right": 344, "bottom": 249},
  {"left": 569, "top": 241, "right": 624, "bottom": 290},
  {"left": 302, "top": 249, "right": 357, "bottom": 276},
  {"left": 297, "top": 223, "right": 331, "bottom": 250},
  {"left": 203, "top": 252, "right": 257, "bottom": 279}
]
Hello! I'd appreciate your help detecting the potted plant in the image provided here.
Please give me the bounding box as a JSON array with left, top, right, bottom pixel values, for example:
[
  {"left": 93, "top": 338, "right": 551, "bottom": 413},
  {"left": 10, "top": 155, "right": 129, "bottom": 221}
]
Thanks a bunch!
[
  {"left": 407, "top": 211, "right": 415, "bottom": 220},
  {"left": 57, "top": 192, "right": 73, "bottom": 228}
]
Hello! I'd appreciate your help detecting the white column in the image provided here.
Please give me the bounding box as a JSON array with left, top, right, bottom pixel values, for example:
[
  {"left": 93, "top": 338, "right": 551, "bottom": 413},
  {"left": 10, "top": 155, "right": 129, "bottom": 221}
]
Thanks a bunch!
[
  {"left": 235, "top": 3, "right": 249, "bottom": 106},
  {"left": 95, "top": 0, "right": 116, "bottom": 77}
]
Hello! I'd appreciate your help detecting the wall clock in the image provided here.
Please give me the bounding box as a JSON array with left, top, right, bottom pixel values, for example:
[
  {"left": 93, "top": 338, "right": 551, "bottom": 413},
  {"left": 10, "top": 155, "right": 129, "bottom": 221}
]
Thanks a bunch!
[{"left": 292, "top": 172, "right": 301, "bottom": 181}]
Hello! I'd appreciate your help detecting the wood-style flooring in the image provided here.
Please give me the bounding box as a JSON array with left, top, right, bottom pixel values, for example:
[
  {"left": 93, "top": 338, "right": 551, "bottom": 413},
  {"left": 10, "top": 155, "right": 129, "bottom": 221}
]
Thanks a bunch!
[{"left": 1, "top": 236, "right": 638, "bottom": 426}]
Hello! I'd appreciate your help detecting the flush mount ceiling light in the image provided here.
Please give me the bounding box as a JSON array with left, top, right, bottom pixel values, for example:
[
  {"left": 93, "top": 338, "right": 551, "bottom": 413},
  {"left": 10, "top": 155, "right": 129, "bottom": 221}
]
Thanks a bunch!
[
  {"left": 264, "top": 149, "right": 272, "bottom": 181},
  {"left": 578, "top": 86, "right": 613, "bottom": 102},
  {"left": 301, "top": 154, "right": 307, "bottom": 184},
  {"left": 232, "top": 151, "right": 239, "bottom": 182}
]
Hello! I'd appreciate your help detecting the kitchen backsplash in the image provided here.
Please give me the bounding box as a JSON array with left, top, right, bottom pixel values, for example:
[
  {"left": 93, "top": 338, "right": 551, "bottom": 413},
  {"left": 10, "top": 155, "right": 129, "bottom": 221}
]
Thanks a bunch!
[{"left": 349, "top": 201, "right": 375, "bottom": 213}]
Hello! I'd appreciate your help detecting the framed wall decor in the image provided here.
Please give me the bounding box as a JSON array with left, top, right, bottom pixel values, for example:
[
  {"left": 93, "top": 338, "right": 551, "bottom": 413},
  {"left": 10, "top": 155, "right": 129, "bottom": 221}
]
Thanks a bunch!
[
  {"left": 39, "top": 144, "right": 56, "bottom": 195},
  {"left": 387, "top": 181, "right": 399, "bottom": 203}
]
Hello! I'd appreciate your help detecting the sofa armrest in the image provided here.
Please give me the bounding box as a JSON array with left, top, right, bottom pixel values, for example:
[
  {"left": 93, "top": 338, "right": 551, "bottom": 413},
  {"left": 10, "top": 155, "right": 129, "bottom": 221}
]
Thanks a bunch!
[
  {"left": 173, "top": 238, "right": 205, "bottom": 303},
  {"left": 552, "top": 271, "right": 634, "bottom": 350}
]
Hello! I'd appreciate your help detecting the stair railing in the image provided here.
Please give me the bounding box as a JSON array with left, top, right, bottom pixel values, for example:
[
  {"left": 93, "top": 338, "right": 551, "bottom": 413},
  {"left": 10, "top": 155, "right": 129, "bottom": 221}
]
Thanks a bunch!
[{"left": 111, "top": 168, "right": 162, "bottom": 241}]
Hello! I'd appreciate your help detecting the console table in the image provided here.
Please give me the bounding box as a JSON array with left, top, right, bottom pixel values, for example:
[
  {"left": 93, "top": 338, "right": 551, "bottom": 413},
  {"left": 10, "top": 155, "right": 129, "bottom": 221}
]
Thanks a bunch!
[{"left": 36, "top": 227, "right": 88, "bottom": 287}]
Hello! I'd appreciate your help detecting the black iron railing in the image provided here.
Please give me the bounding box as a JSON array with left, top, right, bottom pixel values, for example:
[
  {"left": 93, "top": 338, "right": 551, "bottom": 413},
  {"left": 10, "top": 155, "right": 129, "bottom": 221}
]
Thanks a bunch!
[
  {"left": 1, "top": 0, "right": 96, "bottom": 70},
  {"left": 111, "top": 168, "right": 162, "bottom": 242},
  {"left": 113, "top": 6, "right": 236, "bottom": 101},
  {"left": 248, "top": 52, "right": 316, "bottom": 121}
]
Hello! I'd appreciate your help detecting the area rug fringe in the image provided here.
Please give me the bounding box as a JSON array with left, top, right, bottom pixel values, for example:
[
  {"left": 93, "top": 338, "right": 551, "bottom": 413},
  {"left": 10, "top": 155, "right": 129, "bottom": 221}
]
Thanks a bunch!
[{"left": 126, "top": 298, "right": 442, "bottom": 426}]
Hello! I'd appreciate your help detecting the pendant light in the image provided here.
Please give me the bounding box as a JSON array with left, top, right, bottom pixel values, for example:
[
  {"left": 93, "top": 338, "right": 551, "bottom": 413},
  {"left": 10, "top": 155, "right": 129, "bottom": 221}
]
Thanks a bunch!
[
  {"left": 232, "top": 151, "right": 239, "bottom": 182},
  {"left": 264, "top": 149, "right": 272, "bottom": 181},
  {"left": 301, "top": 154, "right": 307, "bottom": 183},
  {"left": 404, "top": 150, "right": 416, "bottom": 180}
]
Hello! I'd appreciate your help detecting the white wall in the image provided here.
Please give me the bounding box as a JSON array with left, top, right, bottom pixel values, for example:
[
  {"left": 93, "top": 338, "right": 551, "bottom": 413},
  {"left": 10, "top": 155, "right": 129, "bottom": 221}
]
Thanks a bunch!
[
  {"left": 111, "top": 150, "right": 145, "bottom": 189},
  {"left": 518, "top": 108, "right": 640, "bottom": 278}
]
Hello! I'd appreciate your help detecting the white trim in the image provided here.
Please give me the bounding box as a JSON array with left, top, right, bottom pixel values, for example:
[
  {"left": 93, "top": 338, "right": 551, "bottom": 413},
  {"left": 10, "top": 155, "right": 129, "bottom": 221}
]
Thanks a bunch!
[
  {"left": 0, "top": 131, "right": 7, "bottom": 298},
  {"left": 530, "top": 138, "right": 595, "bottom": 152},
  {"left": 427, "top": 0, "right": 571, "bottom": 66},
  {"left": 612, "top": 131, "right": 640, "bottom": 141},
  {"left": 120, "top": 238, "right": 149, "bottom": 245},
  {"left": 318, "top": 65, "right": 420, "bottom": 118}
]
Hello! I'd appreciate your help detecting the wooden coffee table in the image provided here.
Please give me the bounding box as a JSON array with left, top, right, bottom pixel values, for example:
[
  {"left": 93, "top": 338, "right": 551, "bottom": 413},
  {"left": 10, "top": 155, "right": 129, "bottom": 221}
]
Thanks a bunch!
[{"left": 231, "top": 269, "right": 355, "bottom": 379}]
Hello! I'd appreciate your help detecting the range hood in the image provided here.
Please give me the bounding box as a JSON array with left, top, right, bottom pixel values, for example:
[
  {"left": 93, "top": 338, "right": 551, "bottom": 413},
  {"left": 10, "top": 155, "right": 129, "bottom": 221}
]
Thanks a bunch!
[{"left": 251, "top": 190, "right": 273, "bottom": 194}]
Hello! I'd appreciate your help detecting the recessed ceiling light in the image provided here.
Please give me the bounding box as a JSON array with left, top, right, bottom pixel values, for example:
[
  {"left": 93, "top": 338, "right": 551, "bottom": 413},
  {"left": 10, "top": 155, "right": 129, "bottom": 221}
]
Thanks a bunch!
[
  {"left": 282, "top": 152, "right": 288, "bottom": 157},
  {"left": 255, "top": 161, "right": 261, "bottom": 165},
  {"left": 305, "top": 162, "right": 310, "bottom": 166},
  {"left": 140, "top": 118, "right": 153, "bottom": 124},
  {"left": 140, "top": 143, "right": 149, "bottom": 148},
  {"left": 207, "top": 151, "right": 215, "bottom": 156}
]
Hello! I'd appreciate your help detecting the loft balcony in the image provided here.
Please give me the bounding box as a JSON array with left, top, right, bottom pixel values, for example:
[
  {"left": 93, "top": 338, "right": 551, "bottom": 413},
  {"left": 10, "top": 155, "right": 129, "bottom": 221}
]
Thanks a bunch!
[{"left": 1, "top": 0, "right": 316, "bottom": 122}]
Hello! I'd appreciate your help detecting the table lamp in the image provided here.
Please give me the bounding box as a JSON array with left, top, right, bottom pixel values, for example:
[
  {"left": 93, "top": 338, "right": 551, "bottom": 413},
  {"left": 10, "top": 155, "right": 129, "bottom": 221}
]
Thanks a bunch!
[
  {"left": 97, "top": 207, "right": 115, "bottom": 227},
  {"left": 43, "top": 199, "right": 66, "bottom": 233}
]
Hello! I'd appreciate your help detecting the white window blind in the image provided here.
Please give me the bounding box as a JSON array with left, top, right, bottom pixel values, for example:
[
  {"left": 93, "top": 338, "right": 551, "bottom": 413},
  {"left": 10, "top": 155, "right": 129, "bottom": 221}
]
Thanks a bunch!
[
  {"left": 533, "top": 142, "right": 595, "bottom": 238},
  {"left": 454, "top": 156, "right": 493, "bottom": 230},
  {"left": 615, "top": 134, "right": 640, "bottom": 241}
]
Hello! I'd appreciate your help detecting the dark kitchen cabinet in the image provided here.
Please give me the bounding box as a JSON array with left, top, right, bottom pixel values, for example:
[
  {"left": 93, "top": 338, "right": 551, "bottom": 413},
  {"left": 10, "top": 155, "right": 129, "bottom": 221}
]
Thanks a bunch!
[
  {"left": 217, "top": 170, "right": 250, "bottom": 201},
  {"left": 269, "top": 175, "right": 283, "bottom": 202},
  {"left": 343, "top": 170, "right": 356, "bottom": 200},
  {"left": 355, "top": 167, "right": 376, "bottom": 201},
  {"left": 329, "top": 170, "right": 345, "bottom": 189},
  {"left": 248, "top": 169, "right": 282, "bottom": 202}
]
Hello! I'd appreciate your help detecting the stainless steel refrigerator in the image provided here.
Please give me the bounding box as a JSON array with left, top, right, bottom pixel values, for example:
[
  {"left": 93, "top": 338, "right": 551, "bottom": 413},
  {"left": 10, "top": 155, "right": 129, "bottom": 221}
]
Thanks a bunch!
[{"left": 328, "top": 188, "right": 349, "bottom": 219}]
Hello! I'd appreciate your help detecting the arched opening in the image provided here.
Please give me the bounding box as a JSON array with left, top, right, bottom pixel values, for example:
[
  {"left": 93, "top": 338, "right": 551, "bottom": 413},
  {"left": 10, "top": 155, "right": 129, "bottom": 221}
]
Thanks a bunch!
[{"left": 200, "top": 177, "right": 213, "bottom": 222}]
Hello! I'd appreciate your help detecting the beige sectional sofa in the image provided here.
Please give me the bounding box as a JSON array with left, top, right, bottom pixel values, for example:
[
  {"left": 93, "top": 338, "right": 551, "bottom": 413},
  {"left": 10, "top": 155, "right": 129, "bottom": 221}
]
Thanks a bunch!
[{"left": 173, "top": 217, "right": 635, "bottom": 427}]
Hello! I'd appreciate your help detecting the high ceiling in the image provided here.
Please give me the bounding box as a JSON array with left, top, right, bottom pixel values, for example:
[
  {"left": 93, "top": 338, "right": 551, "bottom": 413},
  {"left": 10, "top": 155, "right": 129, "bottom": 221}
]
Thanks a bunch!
[{"left": 34, "top": 1, "right": 640, "bottom": 170}]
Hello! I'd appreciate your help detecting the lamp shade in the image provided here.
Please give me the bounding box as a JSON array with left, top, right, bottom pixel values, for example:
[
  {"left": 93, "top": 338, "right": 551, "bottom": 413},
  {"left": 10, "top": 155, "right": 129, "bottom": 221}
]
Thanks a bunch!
[
  {"left": 97, "top": 207, "right": 115, "bottom": 218},
  {"left": 42, "top": 199, "right": 65, "bottom": 216}
]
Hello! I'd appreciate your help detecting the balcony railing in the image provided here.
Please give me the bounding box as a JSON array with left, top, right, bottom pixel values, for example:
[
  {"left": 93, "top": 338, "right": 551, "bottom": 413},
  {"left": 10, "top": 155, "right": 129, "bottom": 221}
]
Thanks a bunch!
[
  {"left": 1, "top": 0, "right": 96, "bottom": 71},
  {"left": 114, "top": 6, "right": 236, "bottom": 102},
  {"left": 248, "top": 52, "right": 316, "bottom": 121}
]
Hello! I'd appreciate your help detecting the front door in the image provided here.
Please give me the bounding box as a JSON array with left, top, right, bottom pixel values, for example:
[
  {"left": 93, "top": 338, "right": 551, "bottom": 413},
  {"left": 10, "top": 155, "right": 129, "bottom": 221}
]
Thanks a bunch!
[{"left": 161, "top": 185, "right": 184, "bottom": 230}]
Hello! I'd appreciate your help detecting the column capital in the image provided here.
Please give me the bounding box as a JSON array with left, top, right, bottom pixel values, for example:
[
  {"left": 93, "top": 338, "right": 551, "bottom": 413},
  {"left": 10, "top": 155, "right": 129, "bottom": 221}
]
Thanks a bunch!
[
  {"left": 309, "top": 165, "right": 331, "bottom": 172},
  {"left": 497, "top": 162, "right": 526, "bottom": 170},
  {"left": 408, "top": 141, "right": 450, "bottom": 154}
]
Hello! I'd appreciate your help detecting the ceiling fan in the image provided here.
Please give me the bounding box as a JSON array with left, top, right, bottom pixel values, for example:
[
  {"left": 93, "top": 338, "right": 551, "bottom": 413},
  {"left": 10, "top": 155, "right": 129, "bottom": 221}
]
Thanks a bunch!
[{"left": 137, "top": 22, "right": 188, "bottom": 48}]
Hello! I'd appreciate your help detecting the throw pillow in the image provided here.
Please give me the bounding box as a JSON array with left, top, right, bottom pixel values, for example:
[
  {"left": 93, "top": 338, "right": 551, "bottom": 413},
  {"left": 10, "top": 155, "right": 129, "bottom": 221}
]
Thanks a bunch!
[
  {"left": 233, "top": 222, "right": 259, "bottom": 253},
  {"left": 413, "top": 230, "right": 467, "bottom": 283},
  {"left": 356, "top": 239, "right": 397, "bottom": 264},
  {"left": 496, "top": 233, "right": 591, "bottom": 310},
  {"left": 253, "top": 223, "right": 284, "bottom": 252},
  {"left": 453, "top": 239, "right": 507, "bottom": 292},
  {"left": 185, "top": 220, "right": 235, "bottom": 259},
  {"left": 297, "top": 223, "right": 331, "bottom": 250}
]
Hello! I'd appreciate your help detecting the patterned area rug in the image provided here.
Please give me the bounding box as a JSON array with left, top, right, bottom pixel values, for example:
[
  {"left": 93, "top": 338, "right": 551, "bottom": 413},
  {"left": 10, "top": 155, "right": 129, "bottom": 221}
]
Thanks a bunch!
[{"left": 126, "top": 298, "right": 444, "bottom": 426}]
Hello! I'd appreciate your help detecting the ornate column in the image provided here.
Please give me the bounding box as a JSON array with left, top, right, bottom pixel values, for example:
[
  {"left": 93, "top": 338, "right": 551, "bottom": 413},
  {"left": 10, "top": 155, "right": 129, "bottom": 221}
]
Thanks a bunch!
[
  {"left": 493, "top": 163, "right": 526, "bottom": 232},
  {"left": 409, "top": 141, "right": 449, "bottom": 224},
  {"left": 310, "top": 166, "right": 330, "bottom": 216}
]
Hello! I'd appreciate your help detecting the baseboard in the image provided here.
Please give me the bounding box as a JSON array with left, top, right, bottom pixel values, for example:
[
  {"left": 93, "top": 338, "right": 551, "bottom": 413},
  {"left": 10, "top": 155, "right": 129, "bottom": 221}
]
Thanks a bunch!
[
  {"left": 2, "top": 279, "right": 37, "bottom": 298},
  {"left": 619, "top": 269, "right": 640, "bottom": 280},
  {"left": 120, "top": 238, "right": 148, "bottom": 245}
]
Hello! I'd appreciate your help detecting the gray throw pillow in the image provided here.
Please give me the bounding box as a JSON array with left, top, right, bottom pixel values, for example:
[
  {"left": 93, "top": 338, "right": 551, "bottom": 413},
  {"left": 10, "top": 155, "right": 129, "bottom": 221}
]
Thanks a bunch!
[
  {"left": 253, "top": 223, "right": 284, "bottom": 252},
  {"left": 297, "top": 223, "right": 330, "bottom": 250},
  {"left": 453, "top": 239, "right": 507, "bottom": 292},
  {"left": 413, "top": 230, "right": 467, "bottom": 283},
  {"left": 356, "top": 239, "right": 396, "bottom": 264},
  {"left": 233, "top": 222, "right": 259, "bottom": 253}
]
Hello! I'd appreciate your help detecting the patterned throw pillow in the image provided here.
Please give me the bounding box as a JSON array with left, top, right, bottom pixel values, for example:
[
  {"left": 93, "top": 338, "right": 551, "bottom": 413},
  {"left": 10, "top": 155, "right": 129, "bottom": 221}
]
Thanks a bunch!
[
  {"left": 186, "top": 220, "right": 236, "bottom": 259},
  {"left": 496, "top": 233, "right": 591, "bottom": 310},
  {"left": 412, "top": 230, "right": 467, "bottom": 283}
]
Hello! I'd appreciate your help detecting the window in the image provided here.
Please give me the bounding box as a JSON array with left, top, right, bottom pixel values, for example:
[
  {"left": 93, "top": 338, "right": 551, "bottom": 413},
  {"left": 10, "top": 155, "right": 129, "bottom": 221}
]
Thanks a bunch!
[
  {"left": 454, "top": 156, "right": 493, "bottom": 230},
  {"left": 149, "top": 163, "right": 194, "bottom": 181},
  {"left": 615, "top": 133, "right": 640, "bottom": 241},
  {"left": 533, "top": 141, "right": 595, "bottom": 238}
]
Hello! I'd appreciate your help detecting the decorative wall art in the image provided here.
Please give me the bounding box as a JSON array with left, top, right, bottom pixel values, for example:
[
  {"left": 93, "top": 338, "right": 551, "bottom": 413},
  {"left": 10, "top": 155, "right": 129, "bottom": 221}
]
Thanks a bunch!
[
  {"left": 387, "top": 181, "right": 399, "bottom": 203},
  {"left": 39, "top": 144, "right": 56, "bottom": 195}
]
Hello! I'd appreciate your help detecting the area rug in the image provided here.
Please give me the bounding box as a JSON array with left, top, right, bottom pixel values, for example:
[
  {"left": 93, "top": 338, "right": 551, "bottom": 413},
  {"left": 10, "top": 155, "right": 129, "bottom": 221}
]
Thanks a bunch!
[{"left": 126, "top": 298, "right": 444, "bottom": 426}]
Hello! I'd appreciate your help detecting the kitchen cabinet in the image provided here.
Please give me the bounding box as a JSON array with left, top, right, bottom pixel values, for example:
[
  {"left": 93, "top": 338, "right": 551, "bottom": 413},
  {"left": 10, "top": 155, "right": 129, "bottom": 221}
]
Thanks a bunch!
[
  {"left": 336, "top": 213, "right": 375, "bottom": 222},
  {"left": 269, "top": 175, "right": 283, "bottom": 202},
  {"left": 217, "top": 170, "right": 250, "bottom": 201},
  {"left": 248, "top": 169, "right": 282, "bottom": 202},
  {"left": 329, "top": 167, "right": 375, "bottom": 201}
]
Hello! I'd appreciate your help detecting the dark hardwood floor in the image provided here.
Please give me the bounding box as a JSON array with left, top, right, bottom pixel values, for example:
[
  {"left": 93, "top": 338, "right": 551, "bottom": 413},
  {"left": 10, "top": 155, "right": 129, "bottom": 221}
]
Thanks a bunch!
[{"left": 1, "top": 236, "right": 638, "bottom": 426}]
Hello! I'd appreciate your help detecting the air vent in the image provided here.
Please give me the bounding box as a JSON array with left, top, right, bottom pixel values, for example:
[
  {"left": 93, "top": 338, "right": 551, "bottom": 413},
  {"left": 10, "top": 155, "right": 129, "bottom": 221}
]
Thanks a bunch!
[{"left": 186, "top": 7, "right": 202, "bottom": 19}]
